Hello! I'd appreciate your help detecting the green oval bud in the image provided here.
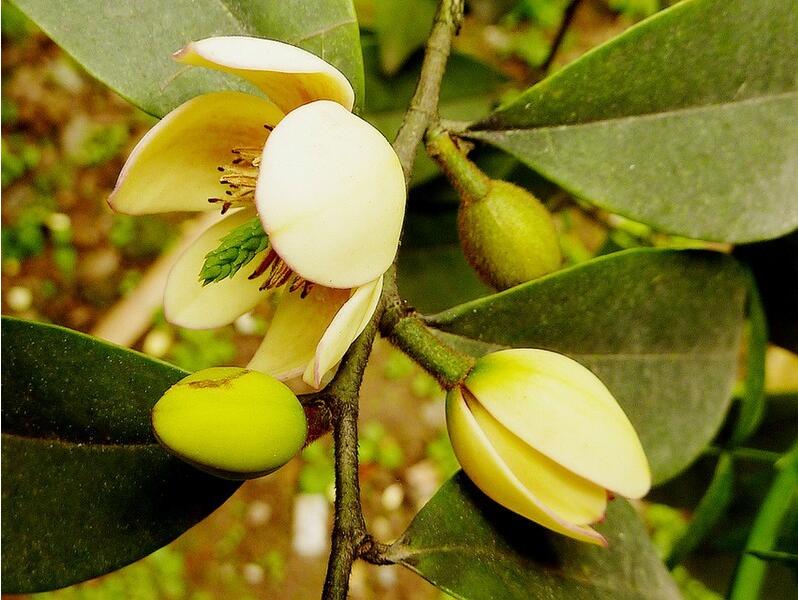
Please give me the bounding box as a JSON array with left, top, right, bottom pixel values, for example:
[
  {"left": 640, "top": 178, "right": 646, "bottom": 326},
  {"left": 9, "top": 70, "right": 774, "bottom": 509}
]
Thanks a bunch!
[
  {"left": 152, "top": 367, "right": 307, "bottom": 479},
  {"left": 458, "top": 180, "right": 561, "bottom": 290}
]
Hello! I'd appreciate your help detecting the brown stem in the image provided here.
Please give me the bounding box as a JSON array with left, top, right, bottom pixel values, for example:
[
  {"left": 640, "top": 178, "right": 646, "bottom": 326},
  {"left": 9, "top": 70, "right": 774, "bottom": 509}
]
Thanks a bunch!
[
  {"left": 320, "top": 2, "right": 465, "bottom": 597},
  {"left": 540, "top": 0, "right": 582, "bottom": 74}
]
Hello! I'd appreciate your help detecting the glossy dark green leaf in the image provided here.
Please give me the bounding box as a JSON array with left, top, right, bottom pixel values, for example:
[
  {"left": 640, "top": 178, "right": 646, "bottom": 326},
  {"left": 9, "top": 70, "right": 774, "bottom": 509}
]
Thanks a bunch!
[
  {"left": 1, "top": 317, "right": 240, "bottom": 593},
  {"left": 11, "top": 0, "right": 364, "bottom": 117},
  {"left": 429, "top": 249, "right": 748, "bottom": 483},
  {"left": 468, "top": 0, "right": 798, "bottom": 243},
  {"left": 373, "top": 0, "right": 436, "bottom": 75},
  {"left": 735, "top": 230, "right": 798, "bottom": 354},
  {"left": 390, "top": 472, "right": 679, "bottom": 600}
]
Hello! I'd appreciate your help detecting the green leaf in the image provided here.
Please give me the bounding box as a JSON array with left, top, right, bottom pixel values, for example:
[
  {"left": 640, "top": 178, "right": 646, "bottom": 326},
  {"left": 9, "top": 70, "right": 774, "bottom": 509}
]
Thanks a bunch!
[
  {"left": 735, "top": 230, "right": 798, "bottom": 354},
  {"left": 11, "top": 0, "right": 364, "bottom": 117},
  {"left": 729, "top": 276, "right": 767, "bottom": 445},
  {"left": 199, "top": 216, "right": 268, "bottom": 285},
  {"left": 468, "top": 0, "right": 798, "bottom": 243},
  {"left": 730, "top": 442, "right": 798, "bottom": 600},
  {"left": 666, "top": 452, "right": 735, "bottom": 568},
  {"left": 373, "top": 0, "right": 436, "bottom": 75},
  {"left": 389, "top": 472, "right": 680, "bottom": 600},
  {"left": 429, "top": 248, "right": 748, "bottom": 484},
  {"left": 1, "top": 317, "right": 240, "bottom": 593}
]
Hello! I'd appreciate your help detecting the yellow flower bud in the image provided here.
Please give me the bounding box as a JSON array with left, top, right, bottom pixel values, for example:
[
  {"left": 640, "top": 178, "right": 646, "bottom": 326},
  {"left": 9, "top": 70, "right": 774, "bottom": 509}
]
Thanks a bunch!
[
  {"left": 445, "top": 349, "right": 650, "bottom": 545},
  {"left": 152, "top": 367, "right": 307, "bottom": 479}
]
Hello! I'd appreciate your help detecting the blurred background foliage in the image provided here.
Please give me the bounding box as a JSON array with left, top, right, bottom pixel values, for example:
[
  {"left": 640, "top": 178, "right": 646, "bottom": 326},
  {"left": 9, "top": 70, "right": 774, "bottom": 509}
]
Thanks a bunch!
[{"left": 2, "top": 0, "right": 795, "bottom": 598}]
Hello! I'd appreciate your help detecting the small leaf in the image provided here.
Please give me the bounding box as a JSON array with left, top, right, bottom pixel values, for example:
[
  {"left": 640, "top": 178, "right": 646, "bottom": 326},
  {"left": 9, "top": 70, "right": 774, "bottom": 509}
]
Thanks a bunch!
[
  {"left": 666, "top": 452, "right": 735, "bottom": 568},
  {"left": 200, "top": 216, "right": 268, "bottom": 285},
  {"left": 728, "top": 275, "right": 768, "bottom": 445},
  {"left": 12, "top": 0, "right": 364, "bottom": 117},
  {"left": 468, "top": 0, "right": 798, "bottom": 243},
  {"left": 1, "top": 317, "right": 240, "bottom": 593},
  {"left": 428, "top": 249, "right": 748, "bottom": 484},
  {"left": 390, "top": 472, "right": 680, "bottom": 600}
]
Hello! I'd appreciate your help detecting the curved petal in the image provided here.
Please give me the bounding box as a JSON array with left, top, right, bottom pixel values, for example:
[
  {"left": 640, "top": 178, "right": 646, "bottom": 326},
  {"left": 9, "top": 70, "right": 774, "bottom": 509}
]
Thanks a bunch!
[
  {"left": 110, "top": 91, "right": 283, "bottom": 215},
  {"left": 247, "top": 285, "right": 350, "bottom": 392},
  {"left": 446, "top": 387, "right": 606, "bottom": 545},
  {"left": 466, "top": 390, "right": 607, "bottom": 526},
  {"left": 174, "top": 37, "right": 354, "bottom": 113},
  {"left": 304, "top": 276, "right": 382, "bottom": 389},
  {"left": 466, "top": 349, "right": 651, "bottom": 499},
  {"left": 257, "top": 101, "right": 405, "bottom": 288},
  {"left": 164, "top": 209, "right": 268, "bottom": 328}
]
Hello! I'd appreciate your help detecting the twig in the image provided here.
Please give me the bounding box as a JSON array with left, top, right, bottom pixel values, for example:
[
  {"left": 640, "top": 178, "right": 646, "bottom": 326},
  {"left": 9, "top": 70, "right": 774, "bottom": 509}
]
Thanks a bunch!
[
  {"left": 540, "top": 0, "right": 582, "bottom": 74},
  {"left": 320, "top": 1, "right": 465, "bottom": 597},
  {"left": 392, "top": 0, "right": 465, "bottom": 182}
]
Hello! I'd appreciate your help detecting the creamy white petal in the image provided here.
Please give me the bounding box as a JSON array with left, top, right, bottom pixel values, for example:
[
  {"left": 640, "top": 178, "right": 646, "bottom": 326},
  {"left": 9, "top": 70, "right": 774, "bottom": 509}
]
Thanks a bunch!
[
  {"left": 446, "top": 387, "right": 606, "bottom": 545},
  {"left": 164, "top": 209, "right": 268, "bottom": 328},
  {"left": 466, "top": 390, "right": 608, "bottom": 526},
  {"left": 247, "top": 285, "right": 350, "bottom": 390},
  {"left": 304, "top": 276, "right": 382, "bottom": 388},
  {"left": 175, "top": 36, "right": 354, "bottom": 113},
  {"left": 109, "top": 91, "right": 282, "bottom": 215},
  {"left": 256, "top": 101, "right": 405, "bottom": 288},
  {"left": 465, "top": 349, "right": 651, "bottom": 499}
]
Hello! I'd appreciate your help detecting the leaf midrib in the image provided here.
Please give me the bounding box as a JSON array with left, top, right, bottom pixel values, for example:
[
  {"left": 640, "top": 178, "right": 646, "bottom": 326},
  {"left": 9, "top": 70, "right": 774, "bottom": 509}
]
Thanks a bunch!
[
  {"left": 470, "top": 90, "right": 798, "bottom": 135},
  {"left": 1, "top": 431, "right": 157, "bottom": 450}
]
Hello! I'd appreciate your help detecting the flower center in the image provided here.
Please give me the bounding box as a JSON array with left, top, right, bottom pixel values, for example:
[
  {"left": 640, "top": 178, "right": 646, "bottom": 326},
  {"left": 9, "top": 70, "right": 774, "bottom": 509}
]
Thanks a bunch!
[
  {"left": 250, "top": 248, "right": 314, "bottom": 298},
  {"left": 208, "top": 146, "right": 262, "bottom": 214},
  {"left": 205, "top": 128, "right": 314, "bottom": 298}
]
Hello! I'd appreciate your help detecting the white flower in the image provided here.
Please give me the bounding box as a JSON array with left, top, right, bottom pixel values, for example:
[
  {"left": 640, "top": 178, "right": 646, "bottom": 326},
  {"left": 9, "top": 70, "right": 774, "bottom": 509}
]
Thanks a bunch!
[{"left": 109, "top": 37, "right": 406, "bottom": 392}]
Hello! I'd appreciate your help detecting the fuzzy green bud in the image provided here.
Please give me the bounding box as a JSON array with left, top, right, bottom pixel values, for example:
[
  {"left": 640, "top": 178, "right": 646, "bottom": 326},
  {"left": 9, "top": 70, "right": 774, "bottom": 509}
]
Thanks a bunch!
[
  {"left": 152, "top": 367, "right": 307, "bottom": 479},
  {"left": 427, "top": 130, "right": 561, "bottom": 290}
]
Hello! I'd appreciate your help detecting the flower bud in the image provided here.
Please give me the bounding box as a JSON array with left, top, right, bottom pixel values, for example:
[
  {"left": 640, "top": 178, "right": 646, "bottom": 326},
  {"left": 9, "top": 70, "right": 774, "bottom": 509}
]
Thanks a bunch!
[
  {"left": 152, "top": 367, "right": 307, "bottom": 479},
  {"left": 458, "top": 180, "right": 561, "bottom": 290},
  {"left": 446, "top": 349, "right": 650, "bottom": 545},
  {"left": 427, "top": 130, "right": 561, "bottom": 290}
]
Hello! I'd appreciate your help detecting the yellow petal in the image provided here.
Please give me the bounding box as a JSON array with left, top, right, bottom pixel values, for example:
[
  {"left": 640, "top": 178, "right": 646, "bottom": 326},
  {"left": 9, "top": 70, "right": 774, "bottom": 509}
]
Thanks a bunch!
[
  {"left": 446, "top": 387, "right": 606, "bottom": 545},
  {"left": 466, "top": 349, "right": 651, "bottom": 499},
  {"left": 174, "top": 36, "right": 354, "bottom": 114},
  {"left": 466, "top": 390, "right": 607, "bottom": 526},
  {"left": 256, "top": 101, "right": 405, "bottom": 288},
  {"left": 164, "top": 209, "right": 268, "bottom": 328},
  {"left": 305, "top": 276, "right": 383, "bottom": 388},
  {"left": 109, "top": 91, "right": 282, "bottom": 215},
  {"left": 247, "top": 285, "right": 350, "bottom": 392}
]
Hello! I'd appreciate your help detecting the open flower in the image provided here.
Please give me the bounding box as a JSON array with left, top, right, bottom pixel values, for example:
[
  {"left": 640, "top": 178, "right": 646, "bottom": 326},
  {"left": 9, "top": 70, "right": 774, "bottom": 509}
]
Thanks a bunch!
[
  {"left": 446, "top": 349, "right": 651, "bottom": 545},
  {"left": 109, "top": 37, "right": 405, "bottom": 392}
]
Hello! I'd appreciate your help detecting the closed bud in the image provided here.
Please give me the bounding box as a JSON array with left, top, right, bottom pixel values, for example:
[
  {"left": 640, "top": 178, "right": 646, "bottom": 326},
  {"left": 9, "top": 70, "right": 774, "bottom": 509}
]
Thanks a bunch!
[
  {"left": 446, "top": 349, "right": 650, "bottom": 545},
  {"left": 459, "top": 179, "right": 561, "bottom": 290},
  {"left": 152, "top": 367, "right": 307, "bottom": 479},
  {"left": 427, "top": 130, "right": 561, "bottom": 290}
]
